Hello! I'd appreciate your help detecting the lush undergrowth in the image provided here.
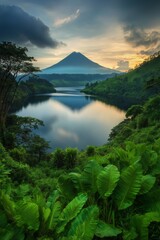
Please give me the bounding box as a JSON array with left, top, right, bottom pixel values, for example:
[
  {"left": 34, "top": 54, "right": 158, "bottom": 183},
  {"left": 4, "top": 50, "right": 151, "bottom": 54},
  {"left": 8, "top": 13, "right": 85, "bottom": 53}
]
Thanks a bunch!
[{"left": 1, "top": 94, "right": 160, "bottom": 239}]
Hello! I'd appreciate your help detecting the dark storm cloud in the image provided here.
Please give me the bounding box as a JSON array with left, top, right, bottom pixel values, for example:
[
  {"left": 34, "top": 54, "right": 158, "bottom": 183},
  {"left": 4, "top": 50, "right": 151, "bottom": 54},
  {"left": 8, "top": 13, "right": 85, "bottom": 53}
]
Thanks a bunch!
[
  {"left": 0, "top": 5, "right": 63, "bottom": 48},
  {"left": 2, "top": 0, "right": 160, "bottom": 53},
  {"left": 117, "top": 0, "right": 160, "bottom": 28},
  {"left": 124, "top": 27, "right": 160, "bottom": 48},
  {"left": 116, "top": 0, "right": 160, "bottom": 51}
]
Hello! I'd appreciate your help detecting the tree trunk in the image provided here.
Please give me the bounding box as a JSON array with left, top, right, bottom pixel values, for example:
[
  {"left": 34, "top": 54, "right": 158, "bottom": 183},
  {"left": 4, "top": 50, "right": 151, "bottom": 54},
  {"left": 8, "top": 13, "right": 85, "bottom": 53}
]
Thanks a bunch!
[{"left": 0, "top": 114, "right": 6, "bottom": 145}]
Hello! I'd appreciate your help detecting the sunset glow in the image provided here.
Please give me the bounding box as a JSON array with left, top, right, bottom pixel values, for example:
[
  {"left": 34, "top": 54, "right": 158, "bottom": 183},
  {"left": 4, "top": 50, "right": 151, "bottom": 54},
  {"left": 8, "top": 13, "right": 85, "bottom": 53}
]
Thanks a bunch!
[{"left": 0, "top": 0, "right": 160, "bottom": 71}]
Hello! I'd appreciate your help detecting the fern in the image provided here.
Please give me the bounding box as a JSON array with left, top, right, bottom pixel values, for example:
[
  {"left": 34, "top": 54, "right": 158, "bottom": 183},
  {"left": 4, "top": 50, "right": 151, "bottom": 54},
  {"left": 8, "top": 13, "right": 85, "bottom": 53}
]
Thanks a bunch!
[
  {"left": 57, "top": 193, "right": 88, "bottom": 233},
  {"left": 114, "top": 163, "right": 142, "bottom": 210},
  {"left": 97, "top": 164, "right": 120, "bottom": 198}
]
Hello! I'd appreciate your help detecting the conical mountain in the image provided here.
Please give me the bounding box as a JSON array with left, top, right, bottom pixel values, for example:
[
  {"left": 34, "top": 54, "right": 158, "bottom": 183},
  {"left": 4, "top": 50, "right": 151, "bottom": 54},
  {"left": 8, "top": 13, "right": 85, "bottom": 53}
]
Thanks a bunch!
[{"left": 41, "top": 52, "right": 120, "bottom": 74}]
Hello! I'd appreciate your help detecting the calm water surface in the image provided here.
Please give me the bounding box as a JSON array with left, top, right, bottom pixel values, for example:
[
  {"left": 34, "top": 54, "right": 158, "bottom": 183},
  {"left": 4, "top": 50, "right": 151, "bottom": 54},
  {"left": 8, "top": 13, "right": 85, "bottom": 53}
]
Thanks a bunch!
[{"left": 15, "top": 87, "right": 125, "bottom": 150}]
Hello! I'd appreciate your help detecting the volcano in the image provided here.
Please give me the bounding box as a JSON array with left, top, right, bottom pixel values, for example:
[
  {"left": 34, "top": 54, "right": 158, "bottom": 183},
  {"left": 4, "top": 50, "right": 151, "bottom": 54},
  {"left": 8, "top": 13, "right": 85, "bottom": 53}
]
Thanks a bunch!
[{"left": 41, "top": 52, "right": 120, "bottom": 74}]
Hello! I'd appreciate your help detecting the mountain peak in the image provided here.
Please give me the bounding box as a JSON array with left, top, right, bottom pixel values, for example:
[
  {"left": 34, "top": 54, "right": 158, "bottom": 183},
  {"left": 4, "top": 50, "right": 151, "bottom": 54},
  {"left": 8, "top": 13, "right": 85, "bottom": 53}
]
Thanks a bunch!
[{"left": 42, "top": 52, "right": 120, "bottom": 74}]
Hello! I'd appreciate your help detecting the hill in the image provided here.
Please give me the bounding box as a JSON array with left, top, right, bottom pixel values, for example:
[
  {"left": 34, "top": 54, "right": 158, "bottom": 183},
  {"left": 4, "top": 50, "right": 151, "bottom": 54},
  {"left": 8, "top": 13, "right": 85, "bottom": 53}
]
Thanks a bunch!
[
  {"left": 11, "top": 77, "right": 56, "bottom": 112},
  {"left": 41, "top": 52, "right": 120, "bottom": 75},
  {"left": 83, "top": 53, "right": 160, "bottom": 109},
  {"left": 38, "top": 73, "right": 117, "bottom": 87}
]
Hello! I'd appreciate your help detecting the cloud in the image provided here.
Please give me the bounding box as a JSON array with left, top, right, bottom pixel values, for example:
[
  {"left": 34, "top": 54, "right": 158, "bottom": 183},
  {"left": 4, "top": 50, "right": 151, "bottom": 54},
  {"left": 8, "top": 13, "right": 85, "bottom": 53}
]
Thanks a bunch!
[
  {"left": 117, "top": 0, "right": 160, "bottom": 28},
  {"left": 0, "top": 5, "right": 64, "bottom": 48},
  {"left": 54, "top": 9, "right": 80, "bottom": 27},
  {"left": 124, "top": 27, "right": 160, "bottom": 48},
  {"left": 140, "top": 44, "right": 160, "bottom": 56},
  {"left": 116, "top": 60, "right": 129, "bottom": 71},
  {"left": 116, "top": 0, "right": 160, "bottom": 55}
]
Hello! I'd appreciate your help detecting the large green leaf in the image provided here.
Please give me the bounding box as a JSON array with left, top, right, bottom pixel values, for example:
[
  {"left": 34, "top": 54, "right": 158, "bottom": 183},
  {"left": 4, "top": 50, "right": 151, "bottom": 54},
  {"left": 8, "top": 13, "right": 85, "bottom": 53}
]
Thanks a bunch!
[
  {"left": 57, "top": 193, "right": 88, "bottom": 233},
  {"left": 0, "top": 210, "right": 7, "bottom": 228},
  {"left": 42, "top": 207, "right": 51, "bottom": 224},
  {"left": 47, "top": 201, "right": 61, "bottom": 230},
  {"left": 95, "top": 220, "right": 121, "bottom": 238},
  {"left": 0, "top": 192, "right": 16, "bottom": 221},
  {"left": 82, "top": 160, "right": 102, "bottom": 193},
  {"left": 114, "top": 163, "right": 142, "bottom": 210},
  {"left": 123, "top": 228, "right": 138, "bottom": 240},
  {"left": 46, "top": 190, "right": 60, "bottom": 208},
  {"left": 139, "top": 175, "right": 156, "bottom": 194},
  {"left": 68, "top": 205, "right": 99, "bottom": 240},
  {"left": 58, "top": 175, "right": 77, "bottom": 200},
  {"left": 0, "top": 225, "right": 25, "bottom": 240},
  {"left": 15, "top": 202, "right": 39, "bottom": 231},
  {"left": 132, "top": 212, "right": 160, "bottom": 240},
  {"left": 97, "top": 165, "right": 120, "bottom": 198},
  {"left": 69, "top": 172, "right": 83, "bottom": 191}
]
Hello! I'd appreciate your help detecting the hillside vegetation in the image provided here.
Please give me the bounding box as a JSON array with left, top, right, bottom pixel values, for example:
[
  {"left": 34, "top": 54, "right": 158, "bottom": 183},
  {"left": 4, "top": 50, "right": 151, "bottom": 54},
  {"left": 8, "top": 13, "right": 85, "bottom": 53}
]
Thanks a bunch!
[
  {"left": 1, "top": 46, "right": 160, "bottom": 239},
  {"left": 83, "top": 53, "right": 160, "bottom": 109},
  {"left": 38, "top": 73, "right": 116, "bottom": 87},
  {"left": 1, "top": 94, "right": 160, "bottom": 239},
  {"left": 12, "top": 77, "right": 56, "bottom": 109}
]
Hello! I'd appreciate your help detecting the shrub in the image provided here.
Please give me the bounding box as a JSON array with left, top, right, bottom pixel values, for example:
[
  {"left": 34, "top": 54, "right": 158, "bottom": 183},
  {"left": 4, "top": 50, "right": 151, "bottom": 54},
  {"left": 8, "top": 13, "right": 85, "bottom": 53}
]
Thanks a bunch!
[
  {"left": 86, "top": 145, "right": 96, "bottom": 156},
  {"left": 65, "top": 148, "right": 78, "bottom": 169},
  {"left": 9, "top": 147, "right": 27, "bottom": 163},
  {"left": 53, "top": 148, "right": 66, "bottom": 169}
]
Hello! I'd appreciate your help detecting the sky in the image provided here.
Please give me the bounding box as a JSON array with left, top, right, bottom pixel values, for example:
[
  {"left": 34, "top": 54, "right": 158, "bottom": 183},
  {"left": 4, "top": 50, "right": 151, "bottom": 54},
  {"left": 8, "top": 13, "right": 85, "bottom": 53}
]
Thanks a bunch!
[{"left": 0, "top": 0, "right": 160, "bottom": 71}]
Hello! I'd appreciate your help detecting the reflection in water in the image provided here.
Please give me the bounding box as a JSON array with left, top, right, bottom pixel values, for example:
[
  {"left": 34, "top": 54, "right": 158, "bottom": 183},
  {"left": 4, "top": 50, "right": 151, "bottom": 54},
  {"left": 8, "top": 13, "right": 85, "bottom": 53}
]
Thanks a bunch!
[{"left": 14, "top": 87, "right": 125, "bottom": 150}]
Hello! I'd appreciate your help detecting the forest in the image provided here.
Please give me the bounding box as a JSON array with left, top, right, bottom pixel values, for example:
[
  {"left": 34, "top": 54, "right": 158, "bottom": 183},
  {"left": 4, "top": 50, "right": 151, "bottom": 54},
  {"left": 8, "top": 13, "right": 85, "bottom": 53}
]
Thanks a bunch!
[
  {"left": 0, "top": 42, "right": 160, "bottom": 240},
  {"left": 83, "top": 52, "right": 160, "bottom": 109}
]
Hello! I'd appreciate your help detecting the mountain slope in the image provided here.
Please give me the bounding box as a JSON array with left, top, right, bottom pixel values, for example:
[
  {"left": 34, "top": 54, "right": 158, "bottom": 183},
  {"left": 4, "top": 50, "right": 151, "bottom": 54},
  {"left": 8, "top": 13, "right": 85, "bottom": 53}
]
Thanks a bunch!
[
  {"left": 41, "top": 52, "right": 120, "bottom": 74},
  {"left": 83, "top": 53, "right": 160, "bottom": 109}
]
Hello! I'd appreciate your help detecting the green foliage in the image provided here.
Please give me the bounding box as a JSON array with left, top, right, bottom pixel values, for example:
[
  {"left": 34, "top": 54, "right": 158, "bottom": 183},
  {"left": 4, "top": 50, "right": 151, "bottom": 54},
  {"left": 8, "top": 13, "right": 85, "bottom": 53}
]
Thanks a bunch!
[
  {"left": 95, "top": 220, "right": 122, "bottom": 238},
  {"left": 126, "top": 105, "right": 143, "bottom": 119},
  {"left": 24, "top": 77, "right": 56, "bottom": 94},
  {"left": 140, "top": 175, "right": 156, "bottom": 194},
  {"left": 83, "top": 52, "right": 160, "bottom": 108},
  {"left": 52, "top": 147, "right": 78, "bottom": 169},
  {"left": 67, "top": 205, "right": 99, "bottom": 240},
  {"left": 9, "top": 147, "right": 27, "bottom": 163},
  {"left": 15, "top": 201, "right": 39, "bottom": 230},
  {"left": 114, "top": 163, "right": 142, "bottom": 210},
  {"left": 86, "top": 145, "right": 96, "bottom": 156},
  {"left": 0, "top": 42, "right": 39, "bottom": 134},
  {"left": 97, "top": 165, "right": 120, "bottom": 198},
  {"left": 57, "top": 193, "right": 88, "bottom": 233},
  {"left": 1, "top": 51, "right": 160, "bottom": 239},
  {"left": 52, "top": 148, "right": 66, "bottom": 168}
]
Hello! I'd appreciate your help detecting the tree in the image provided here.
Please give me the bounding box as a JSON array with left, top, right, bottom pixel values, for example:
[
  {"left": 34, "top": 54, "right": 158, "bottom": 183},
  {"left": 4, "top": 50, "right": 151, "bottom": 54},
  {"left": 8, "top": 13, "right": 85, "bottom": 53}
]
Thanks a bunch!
[{"left": 0, "top": 42, "right": 39, "bottom": 141}]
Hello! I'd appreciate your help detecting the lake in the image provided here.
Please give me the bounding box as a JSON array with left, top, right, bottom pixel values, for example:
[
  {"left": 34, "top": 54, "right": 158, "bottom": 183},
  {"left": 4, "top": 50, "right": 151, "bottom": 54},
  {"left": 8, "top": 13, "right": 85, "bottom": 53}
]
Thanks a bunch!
[{"left": 14, "top": 87, "right": 125, "bottom": 150}]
